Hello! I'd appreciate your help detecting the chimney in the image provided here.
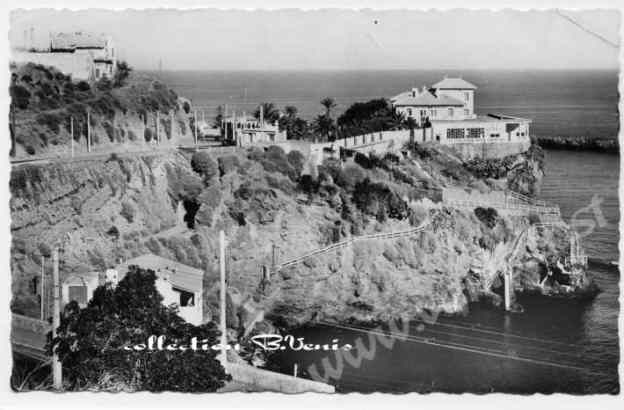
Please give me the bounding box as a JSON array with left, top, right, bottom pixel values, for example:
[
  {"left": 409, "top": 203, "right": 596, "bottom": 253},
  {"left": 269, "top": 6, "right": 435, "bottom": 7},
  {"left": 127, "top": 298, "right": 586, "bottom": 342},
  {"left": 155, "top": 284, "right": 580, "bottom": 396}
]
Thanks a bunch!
[{"left": 411, "top": 88, "right": 417, "bottom": 97}]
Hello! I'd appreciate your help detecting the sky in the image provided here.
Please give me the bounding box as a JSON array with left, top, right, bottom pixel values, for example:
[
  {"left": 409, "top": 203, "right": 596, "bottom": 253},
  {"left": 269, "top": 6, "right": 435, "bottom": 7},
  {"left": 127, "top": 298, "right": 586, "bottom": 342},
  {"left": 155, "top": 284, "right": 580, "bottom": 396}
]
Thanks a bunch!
[{"left": 9, "top": 8, "right": 620, "bottom": 70}]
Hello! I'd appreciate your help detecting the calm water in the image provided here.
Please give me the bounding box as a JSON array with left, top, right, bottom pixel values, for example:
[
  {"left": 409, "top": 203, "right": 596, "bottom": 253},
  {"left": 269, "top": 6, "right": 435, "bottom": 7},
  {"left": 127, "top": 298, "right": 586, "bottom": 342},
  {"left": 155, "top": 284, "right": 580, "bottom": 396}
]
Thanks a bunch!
[
  {"left": 159, "top": 70, "right": 619, "bottom": 392},
  {"left": 267, "top": 150, "right": 620, "bottom": 393},
  {"left": 154, "top": 69, "right": 619, "bottom": 139}
]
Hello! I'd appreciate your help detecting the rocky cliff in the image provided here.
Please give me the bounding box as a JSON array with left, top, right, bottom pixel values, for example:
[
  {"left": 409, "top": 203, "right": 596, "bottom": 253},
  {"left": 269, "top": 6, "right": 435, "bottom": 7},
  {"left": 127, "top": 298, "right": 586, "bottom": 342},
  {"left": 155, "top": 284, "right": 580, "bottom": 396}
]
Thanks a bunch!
[{"left": 10, "top": 142, "right": 593, "bottom": 339}]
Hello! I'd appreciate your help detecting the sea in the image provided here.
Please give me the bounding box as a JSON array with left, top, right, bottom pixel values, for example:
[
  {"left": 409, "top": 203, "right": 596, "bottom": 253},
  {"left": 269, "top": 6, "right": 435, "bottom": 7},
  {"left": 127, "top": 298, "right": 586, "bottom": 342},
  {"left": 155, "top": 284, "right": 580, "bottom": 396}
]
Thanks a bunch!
[{"left": 159, "top": 70, "right": 620, "bottom": 393}]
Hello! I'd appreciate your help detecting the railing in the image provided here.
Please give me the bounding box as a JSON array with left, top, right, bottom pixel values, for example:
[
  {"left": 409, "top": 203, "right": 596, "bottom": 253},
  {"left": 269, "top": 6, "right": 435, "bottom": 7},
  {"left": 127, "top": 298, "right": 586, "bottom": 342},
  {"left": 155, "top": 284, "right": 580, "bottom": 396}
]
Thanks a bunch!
[
  {"left": 445, "top": 199, "right": 560, "bottom": 216},
  {"left": 276, "top": 220, "right": 430, "bottom": 272}
]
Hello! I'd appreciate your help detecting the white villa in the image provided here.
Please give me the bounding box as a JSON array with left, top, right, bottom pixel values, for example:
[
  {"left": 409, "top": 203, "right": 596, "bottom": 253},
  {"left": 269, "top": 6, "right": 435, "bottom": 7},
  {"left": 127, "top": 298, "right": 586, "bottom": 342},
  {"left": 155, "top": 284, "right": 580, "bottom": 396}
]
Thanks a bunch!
[
  {"left": 391, "top": 77, "right": 531, "bottom": 145},
  {"left": 62, "top": 254, "right": 204, "bottom": 325}
]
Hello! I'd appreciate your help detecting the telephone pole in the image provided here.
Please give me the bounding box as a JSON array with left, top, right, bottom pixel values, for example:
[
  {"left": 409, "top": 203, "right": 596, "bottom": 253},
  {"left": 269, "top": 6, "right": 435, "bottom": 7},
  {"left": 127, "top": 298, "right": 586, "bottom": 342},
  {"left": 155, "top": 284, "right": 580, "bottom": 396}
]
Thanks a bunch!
[
  {"left": 86, "top": 110, "right": 91, "bottom": 153},
  {"left": 52, "top": 248, "right": 62, "bottom": 390},
  {"left": 219, "top": 230, "right": 227, "bottom": 366},
  {"left": 70, "top": 117, "right": 74, "bottom": 158},
  {"left": 40, "top": 256, "right": 45, "bottom": 320},
  {"left": 193, "top": 110, "right": 198, "bottom": 145}
]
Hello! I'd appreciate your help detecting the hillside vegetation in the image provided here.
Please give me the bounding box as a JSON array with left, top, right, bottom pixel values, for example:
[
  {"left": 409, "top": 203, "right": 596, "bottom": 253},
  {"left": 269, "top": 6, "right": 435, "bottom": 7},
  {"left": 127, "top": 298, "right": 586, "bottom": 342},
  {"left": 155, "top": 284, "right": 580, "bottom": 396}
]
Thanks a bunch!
[{"left": 9, "top": 62, "right": 191, "bottom": 157}]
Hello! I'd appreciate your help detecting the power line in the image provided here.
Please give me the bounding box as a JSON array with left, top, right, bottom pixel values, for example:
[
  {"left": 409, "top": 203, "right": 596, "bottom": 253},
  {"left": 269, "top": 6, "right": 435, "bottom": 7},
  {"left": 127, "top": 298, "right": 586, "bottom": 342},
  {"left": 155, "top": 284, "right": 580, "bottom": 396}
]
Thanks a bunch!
[
  {"left": 317, "top": 321, "right": 612, "bottom": 377},
  {"left": 553, "top": 9, "right": 619, "bottom": 49}
]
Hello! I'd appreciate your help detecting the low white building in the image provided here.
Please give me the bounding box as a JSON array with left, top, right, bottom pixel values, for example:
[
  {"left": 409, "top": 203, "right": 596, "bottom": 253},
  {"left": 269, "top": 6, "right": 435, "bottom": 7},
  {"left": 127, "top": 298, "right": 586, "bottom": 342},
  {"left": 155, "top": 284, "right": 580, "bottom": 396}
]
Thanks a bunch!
[
  {"left": 221, "top": 105, "right": 287, "bottom": 146},
  {"left": 62, "top": 255, "right": 204, "bottom": 325},
  {"left": 12, "top": 31, "right": 116, "bottom": 82},
  {"left": 391, "top": 77, "right": 531, "bottom": 146}
]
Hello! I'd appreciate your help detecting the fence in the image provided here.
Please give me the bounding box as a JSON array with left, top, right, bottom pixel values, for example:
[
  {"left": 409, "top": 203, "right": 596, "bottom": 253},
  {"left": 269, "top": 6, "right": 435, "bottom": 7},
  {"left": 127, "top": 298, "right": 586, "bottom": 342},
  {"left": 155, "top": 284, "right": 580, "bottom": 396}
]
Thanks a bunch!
[{"left": 276, "top": 220, "right": 430, "bottom": 272}]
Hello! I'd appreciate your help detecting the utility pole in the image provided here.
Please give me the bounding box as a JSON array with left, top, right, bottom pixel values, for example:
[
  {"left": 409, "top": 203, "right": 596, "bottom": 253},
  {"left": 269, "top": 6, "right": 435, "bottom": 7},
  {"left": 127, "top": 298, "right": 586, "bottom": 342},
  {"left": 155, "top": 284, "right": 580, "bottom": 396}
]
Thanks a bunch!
[
  {"left": 52, "top": 248, "right": 62, "bottom": 390},
  {"left": 219, "top": 230, "right": 227, "bottom": 366},
  {"left": 70, "top": 117, "right": 74, "bottom": 158},
  {"left": 193, "top": 110, "right": 198, "bottom": 146},
  {"left": 86, "top": 110, "right": 91, "bottom": 153},
  {"left": 170, "top": 110, "right": 174, "bottom": 140},
  {"left": 40, "top": 256, "right": 45, "bottom": 320},
  {"left": 156, "top": 111, "right": 160, "bottom": 144}
]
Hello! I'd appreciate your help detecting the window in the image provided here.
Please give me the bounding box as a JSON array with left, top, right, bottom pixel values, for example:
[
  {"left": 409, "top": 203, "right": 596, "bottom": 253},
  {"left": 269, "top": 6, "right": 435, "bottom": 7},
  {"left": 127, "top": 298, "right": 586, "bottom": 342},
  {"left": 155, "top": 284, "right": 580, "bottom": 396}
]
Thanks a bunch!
[
  {"left": 464, "top": 109, "right": 469, "bottom": 116},
  {"left": 407, "top": 108, "right": 412, "bottom": 116},
  {"left": 464, "top": 92, "right": 469, "bottom": 101},
  {"left": 172, "top": 287, "right": 195, "bottom": 307},
  {"left": 95, "top": 68, "right": 100, "bottom": 79},
  {"left": 467, "top": 128, "right": 485, "bottom": 139},
  {"left": 448, "top": 108, "right": 454, "bottom": 117},
  {"left": 431, "top": 109, "right": 437, "bottom": 117},
  {"left": 446, "top": 128, "right": 465, "bottom": 139},
  {"left": 490, "top": 133, "right": 500, "bottom": 138}
]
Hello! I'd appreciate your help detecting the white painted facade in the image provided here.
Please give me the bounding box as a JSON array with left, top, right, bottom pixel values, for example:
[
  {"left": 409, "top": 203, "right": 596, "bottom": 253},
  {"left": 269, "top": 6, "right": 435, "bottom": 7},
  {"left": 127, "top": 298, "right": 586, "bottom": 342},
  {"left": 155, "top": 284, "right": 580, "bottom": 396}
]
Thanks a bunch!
[{"left": 391, "top": 77, "right": 531, "bottom": 147}]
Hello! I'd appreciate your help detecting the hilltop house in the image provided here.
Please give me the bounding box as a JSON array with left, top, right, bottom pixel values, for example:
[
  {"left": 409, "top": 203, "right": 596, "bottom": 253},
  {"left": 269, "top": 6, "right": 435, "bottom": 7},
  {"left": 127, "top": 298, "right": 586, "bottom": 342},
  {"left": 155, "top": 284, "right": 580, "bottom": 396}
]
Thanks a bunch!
[
  {"left": 61, "top": 254, "right": 204, "bottom": 325},
  {"left": 12, "top": 31, "right": 116, "bottom": 82},
  {"left": 391, "top": 77, "right": 531, "bottom": 145}
]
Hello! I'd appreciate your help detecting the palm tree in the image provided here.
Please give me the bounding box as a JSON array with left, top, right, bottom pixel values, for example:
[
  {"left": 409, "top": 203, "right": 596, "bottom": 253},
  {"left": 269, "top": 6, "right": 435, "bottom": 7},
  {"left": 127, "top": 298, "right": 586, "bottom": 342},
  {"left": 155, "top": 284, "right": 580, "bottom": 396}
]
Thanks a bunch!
[
  {"left": 254, "top": 102, "right": 280, "bottom": 124},
  {"left": 320, "top": 97, "right": 336, "bottom": 117},
  {"left": 284, "top": 105, "right": 298, "bottom": 118}
]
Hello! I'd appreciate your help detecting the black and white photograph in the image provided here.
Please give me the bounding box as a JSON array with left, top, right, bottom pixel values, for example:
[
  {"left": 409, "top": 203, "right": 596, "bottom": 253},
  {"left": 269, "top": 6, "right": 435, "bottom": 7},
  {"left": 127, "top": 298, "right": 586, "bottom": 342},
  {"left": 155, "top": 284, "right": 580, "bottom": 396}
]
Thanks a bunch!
[{"left": 3, "top": 1, "right": 622, "bottom": 402}]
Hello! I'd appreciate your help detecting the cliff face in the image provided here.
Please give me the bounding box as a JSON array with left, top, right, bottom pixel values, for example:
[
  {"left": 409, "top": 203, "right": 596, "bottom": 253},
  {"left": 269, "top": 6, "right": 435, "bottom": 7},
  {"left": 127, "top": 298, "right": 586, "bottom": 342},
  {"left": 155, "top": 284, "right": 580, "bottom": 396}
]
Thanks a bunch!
[{"left": 10, "top": 141, "right": 591, "bottom": 336}]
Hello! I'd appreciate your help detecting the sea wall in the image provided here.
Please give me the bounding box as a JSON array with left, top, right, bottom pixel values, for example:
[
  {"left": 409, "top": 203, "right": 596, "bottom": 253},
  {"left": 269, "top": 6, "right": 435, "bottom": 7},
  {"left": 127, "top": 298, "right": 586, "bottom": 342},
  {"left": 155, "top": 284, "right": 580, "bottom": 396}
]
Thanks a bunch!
[
  {"left": 536, "top": 136, "right": 619, "bottom": 154},
  {"left": 447, "top": 140, "right": 531, "bottom": 160}
]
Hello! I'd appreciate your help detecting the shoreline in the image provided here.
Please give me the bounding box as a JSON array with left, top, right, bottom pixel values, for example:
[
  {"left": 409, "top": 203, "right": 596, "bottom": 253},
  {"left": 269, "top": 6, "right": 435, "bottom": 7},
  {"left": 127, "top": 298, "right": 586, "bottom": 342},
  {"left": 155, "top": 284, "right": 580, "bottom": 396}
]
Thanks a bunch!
[{"left": 535, "top": 136, "right": 619, "bottom": 154}]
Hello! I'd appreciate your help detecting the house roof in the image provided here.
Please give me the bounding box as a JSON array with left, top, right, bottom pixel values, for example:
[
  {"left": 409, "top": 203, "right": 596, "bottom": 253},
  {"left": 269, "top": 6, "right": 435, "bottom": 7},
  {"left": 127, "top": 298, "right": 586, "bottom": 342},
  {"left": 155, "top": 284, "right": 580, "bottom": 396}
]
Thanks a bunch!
[
  {"left": 50, "top": 32, "right": 107, "bottom": 51},
  {"left": 431, "top": 77, "right": 478, "bottom": 90},
  {"left": 392, "top": 89, "right": 465, "bottom": 107},
  {"left": 115, "top": 254, "right": 204, "bottom": 293},
  {"left": 63, "top": 271, "right": 101, "bottom": 287}
]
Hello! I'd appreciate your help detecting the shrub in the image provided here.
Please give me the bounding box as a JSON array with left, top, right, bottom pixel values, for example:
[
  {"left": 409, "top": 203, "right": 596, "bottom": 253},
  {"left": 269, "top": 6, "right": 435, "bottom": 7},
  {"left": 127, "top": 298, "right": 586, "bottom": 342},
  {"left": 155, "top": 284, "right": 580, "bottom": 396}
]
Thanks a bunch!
[
  {"left": 120, "top": 201, "right": 135, "bottom": 223},
  {"left": 76, "top": 81, "right": 91, "bottom": 92},
  {"left": 338, "top": 163, "right": 366, "bottom": 191},
  {"left": 354, "top": 152, "right": 372, "bottom": 169},
  {"left": 353, "top": 178, "right": 408, "bottom": 220},
  {"left": 10, "top": 84, "right": 31, "bottom": 109},
  {"left": 182, "top": 101, "right": 191, "bottom": 114},
  {"left": 144, "top": 128, "right": 153, "bottom": 142},
  {"left": 36, "top": 112, "right": 61, "bottom": 134},
  {"left": 474, "top": 207, "right": 499, "bottom": 229},
  {"left": 286, "top": 150, "right": 306, "bottom": 175},
  {"left": 257, "top": 147, "right": 298, "bottom": 181},
  {"left": 127, "top": 129, "right": 137, "bottom": 141},
  {"left": 25, "top": 145, "right": 36, "bottom": 155},
  {"left": 217, "top": 155, "right": 240, "bottom": 176},
  {"left": 191, "top": 151, "right": 218, "bottom": 180},
  {"left": 103, "top": 121, "right": 115, "bottom": 142},
  {"left": 106, "top": 226, "right": 120, "bottom": 240},
  {"left": 299, "top": 174, "right": 319, "bottom": 193}
]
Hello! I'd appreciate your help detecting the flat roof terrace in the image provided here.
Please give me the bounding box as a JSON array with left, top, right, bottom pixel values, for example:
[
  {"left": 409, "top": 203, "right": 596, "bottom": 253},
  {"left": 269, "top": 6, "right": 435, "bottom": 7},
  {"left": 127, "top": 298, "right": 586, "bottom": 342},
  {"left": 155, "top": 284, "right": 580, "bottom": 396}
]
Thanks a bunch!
[{"left": 431, "top": 113, "right": 531, "bottom": 124}]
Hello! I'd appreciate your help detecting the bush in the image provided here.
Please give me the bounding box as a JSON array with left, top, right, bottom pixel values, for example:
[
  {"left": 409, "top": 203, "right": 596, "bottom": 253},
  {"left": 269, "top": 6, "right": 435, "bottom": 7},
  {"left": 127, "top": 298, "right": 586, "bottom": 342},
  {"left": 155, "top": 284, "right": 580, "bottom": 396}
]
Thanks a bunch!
[
  {"left": 257, "top": 147, "right": 298, "bottom": 181},
  {"left": 10, "top": 84, "right": 31, "bottom": 109},
  {"left": 25, "top": 145, "right": 36, "bottom": 155},
  {"left": 286, "top": 150, "right": 306, "bottom": 175},
  {"left": 120, "top": 201, "right": 135, "bottom": 223},
  {"left": 103, "top": 121, "right": 115, "bottom": 142},
  {"left": 353, "top": 178, "right": 408, "bottom": 220},
  {"left": 217, "top": 155, "right": 240, "bottom": 176},
  {"left": 191, "top": 151, "right": 218, "bottom": 181},
  {"left": 76, "top": 81, "right": 91, "bottom": 92},
  {"left": 182, "top": 101, "right": 191, "bottom": 114},
  {"left": 337, "top": 163, "right": 366, "bottom": 191},
  {"left": 106, "top": 226, "right": 120, "bottom": 240},
  {"left": 36, "top": 112, "right": 61, "bottom": 134},
  {"left": 144, "top": 128, "right": 153, "bottom": 142},
  {"left": 474, "top": 207, "right": 499, "bottom": 229}
]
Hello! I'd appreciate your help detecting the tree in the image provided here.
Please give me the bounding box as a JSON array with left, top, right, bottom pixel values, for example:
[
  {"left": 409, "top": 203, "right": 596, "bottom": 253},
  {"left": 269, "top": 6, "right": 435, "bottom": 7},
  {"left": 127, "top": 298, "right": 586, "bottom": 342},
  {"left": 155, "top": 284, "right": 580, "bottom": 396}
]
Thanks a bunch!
[
  {"left": 253, "top": 102, "right": 280, "bottom": 124},
  {"left": 278, "top": 105, "right": 309, "bottom": 140},
  {"left": 113, "top": 61, "right": 132, "bottom": 87},
  {"left": 320, "top": 97, "right": 336, "bottom": 117},
  {"left": 51, "top": 266, "right": 230, "bottom": 391},
  {"left": 190, "top": 151, "right": 218, "bottom": 181}
]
